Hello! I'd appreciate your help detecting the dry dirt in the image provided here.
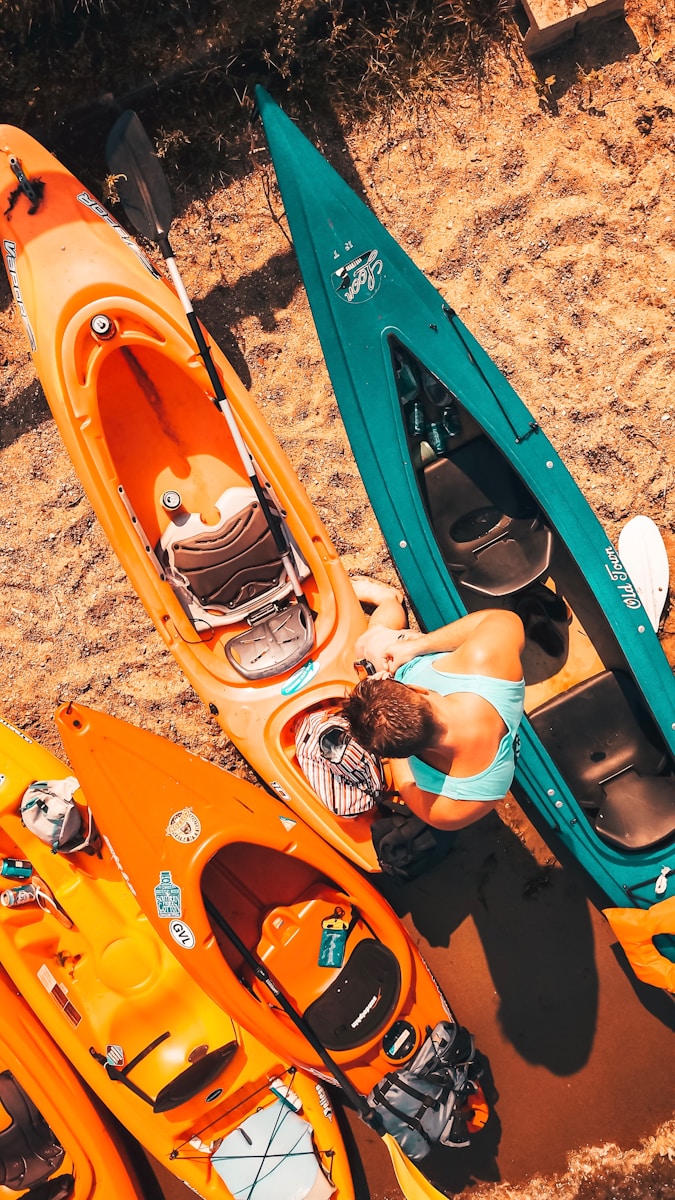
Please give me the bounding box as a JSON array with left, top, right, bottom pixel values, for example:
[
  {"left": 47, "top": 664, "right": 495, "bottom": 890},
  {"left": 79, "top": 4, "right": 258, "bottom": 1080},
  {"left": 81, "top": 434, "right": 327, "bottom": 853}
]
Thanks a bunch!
[{"left": 1, "top": 3, "right": 675, "bottom": 1198}]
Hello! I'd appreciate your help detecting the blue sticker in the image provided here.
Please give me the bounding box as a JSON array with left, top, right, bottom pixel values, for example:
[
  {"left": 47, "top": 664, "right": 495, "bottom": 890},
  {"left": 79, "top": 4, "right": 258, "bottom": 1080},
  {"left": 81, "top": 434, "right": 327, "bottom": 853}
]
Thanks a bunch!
[
  {"left": 281, "top": 659, "right": 319, "bottom": 695},
  {"left": 154, "top": 870, "right": 182, "bottom": 918}
]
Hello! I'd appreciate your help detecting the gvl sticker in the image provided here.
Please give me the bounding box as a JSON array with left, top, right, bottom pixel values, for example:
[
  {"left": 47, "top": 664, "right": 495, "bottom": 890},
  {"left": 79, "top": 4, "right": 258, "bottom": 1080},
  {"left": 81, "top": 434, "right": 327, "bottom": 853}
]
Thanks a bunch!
[
  {"left": 169, "top": 919, "right": 196, "bottom": 949},
  {"left": 154, "top": 870, "right": 182, "bottom": 918}
]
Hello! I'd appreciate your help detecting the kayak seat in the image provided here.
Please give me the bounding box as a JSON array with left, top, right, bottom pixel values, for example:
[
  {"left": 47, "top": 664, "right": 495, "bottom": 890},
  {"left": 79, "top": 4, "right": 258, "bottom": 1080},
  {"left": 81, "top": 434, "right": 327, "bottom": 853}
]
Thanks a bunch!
[
  {"left": 530, "top": 669, "right": 675, "bottom": 852},
  {"left": 422, "top": 436, "right": 553, "bottom": 596},
  {"left": 23, "top": 1176, "right": 75, "bottom": 1200},
  {"left": 304, "top": 939, "right": 401, "bottom": 1051},
  {"left": 162, "top": 486, "right": 314, "bottom": 677},
  {"left": 0, "top": 1070, "right": 65, "bottom": 1191},
  {"left": 171, "top": 498, "right": 287, "bottom": 610}
]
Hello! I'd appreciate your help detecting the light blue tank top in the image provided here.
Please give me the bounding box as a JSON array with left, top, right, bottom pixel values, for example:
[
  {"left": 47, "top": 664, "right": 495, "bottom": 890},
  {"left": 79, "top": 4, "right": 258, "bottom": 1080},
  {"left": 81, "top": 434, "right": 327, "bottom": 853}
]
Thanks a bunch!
[{"left": 395, "top": 654, "right": 525, "bottom": 802}]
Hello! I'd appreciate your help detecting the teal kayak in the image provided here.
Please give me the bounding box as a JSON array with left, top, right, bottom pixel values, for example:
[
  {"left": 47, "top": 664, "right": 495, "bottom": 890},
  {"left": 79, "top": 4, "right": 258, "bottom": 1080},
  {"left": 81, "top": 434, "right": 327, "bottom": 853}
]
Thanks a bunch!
[{"left": 257, "top": 87, "right": 675, "bottom": 950}]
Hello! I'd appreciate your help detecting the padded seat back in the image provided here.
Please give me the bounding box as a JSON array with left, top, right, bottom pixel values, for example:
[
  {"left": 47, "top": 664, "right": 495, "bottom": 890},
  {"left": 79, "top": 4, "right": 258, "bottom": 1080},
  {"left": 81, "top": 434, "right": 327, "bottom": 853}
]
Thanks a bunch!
[
  {"left": 304, "top": 939, "right": 401, "bottom": 1051},
  {"left": 172, "top": 499, "right": 285, "bottom": 609},
  {"left": 0, "top": 1071, "right": 65, "bottom": 1191},
  {"left": 423, "top": 437, "right": 552, "bottom": 596},
  {"left": 530, "top": 670, "right": 675, "bottom": 852}
]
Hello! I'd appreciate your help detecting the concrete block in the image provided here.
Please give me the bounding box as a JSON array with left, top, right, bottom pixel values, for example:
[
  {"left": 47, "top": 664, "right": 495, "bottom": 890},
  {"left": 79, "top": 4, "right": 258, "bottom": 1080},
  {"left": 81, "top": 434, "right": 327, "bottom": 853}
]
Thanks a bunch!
[{"left": 517, "top": 0, "right": 625, "bottom": 57}]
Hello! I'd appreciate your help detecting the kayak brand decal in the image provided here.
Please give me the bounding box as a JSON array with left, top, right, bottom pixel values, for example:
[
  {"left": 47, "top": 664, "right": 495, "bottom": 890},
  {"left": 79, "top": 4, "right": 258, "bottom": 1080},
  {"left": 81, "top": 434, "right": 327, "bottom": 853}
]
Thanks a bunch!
[
  {"left": 0, "top": 716, "right": 32, "bottom": 743},
  {"left": 76, "top": 192, "right": 161, "bottom": 278},
  {"left": 166, "top": 807, "right": 201, "bottom": 844},
  {"left": 604, "top": 547, "right": 641, "bottom": 611},
  {"left": 169, "top": 918, "right": 196, "bottom": 949},
  {"left": 37, "top": 964, "right": 82, "bottom": 1027},
  {"left": 154, "top": 869, "right": 182, "bottom": 918},
  {"left": 331, "top": 248, "right": 382, "bottom": 304},
  {"left": 281, "top": 658, "right": 318, "bottom": 695},
  {"left": 2, "top": 240, "right": 37, "bottom": 351},
  {"left": 315, "top": 1082, "right": 333, "bottom": 1121},
  {"left": 103, "top": 835, "right": 137, "bottom": 897}
]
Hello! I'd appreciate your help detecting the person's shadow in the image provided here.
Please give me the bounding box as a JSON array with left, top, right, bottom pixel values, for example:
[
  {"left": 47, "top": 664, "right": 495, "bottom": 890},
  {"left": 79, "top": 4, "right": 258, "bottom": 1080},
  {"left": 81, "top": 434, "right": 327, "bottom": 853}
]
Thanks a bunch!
[
  {"left": 375, "top": 811, "right": 598, "bottom": 1191},
  {"left": 380, "top": 812, "right": 597, "bottom": 1072}
]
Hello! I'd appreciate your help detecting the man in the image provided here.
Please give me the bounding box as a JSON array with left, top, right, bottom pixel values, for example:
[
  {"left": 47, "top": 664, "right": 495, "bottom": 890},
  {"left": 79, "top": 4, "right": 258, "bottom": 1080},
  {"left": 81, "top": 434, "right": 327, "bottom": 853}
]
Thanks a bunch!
[{"left": 345, "top": 579, "right": 525, "bottom": 831}]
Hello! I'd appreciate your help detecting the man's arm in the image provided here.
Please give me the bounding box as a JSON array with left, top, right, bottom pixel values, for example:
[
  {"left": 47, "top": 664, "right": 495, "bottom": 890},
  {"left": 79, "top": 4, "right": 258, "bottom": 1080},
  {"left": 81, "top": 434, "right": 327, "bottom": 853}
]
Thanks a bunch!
[
  {"left": 390, "top": 758, "right": 499, "bottom": 830},
  {"left": 385, "top": 610, "right": 524, "bottom": 678}
]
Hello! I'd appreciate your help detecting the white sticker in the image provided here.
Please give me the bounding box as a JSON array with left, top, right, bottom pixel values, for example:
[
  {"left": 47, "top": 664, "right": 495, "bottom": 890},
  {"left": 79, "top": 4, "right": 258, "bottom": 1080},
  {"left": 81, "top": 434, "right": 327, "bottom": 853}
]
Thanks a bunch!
[
  {"left": 169, "top": 919, "right": 196, "bottom": 949},
  {"left": 167, "top": 807, "right": 201, "bottom": 844}
]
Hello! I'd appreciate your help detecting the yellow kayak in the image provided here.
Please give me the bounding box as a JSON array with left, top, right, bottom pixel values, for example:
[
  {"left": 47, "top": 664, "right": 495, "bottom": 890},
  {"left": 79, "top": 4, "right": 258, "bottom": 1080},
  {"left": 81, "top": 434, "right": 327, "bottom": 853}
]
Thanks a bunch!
[{"left": 0, "top": 713, "right": 354, "bottom": 1200}]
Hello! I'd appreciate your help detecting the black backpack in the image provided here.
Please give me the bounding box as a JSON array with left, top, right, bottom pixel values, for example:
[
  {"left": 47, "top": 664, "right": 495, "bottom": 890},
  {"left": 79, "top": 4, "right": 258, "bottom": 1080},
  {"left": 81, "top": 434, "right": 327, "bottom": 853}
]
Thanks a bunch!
[{"left": 371, "top": 795, "right": 455, "bottom": 881}]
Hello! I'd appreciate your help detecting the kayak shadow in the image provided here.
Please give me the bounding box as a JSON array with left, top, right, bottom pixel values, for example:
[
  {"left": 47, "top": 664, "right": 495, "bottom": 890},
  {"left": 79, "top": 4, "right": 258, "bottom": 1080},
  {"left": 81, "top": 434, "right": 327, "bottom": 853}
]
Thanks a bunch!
[
  {"left": 377, "top": 811, "right": 598, "bottom": 1078},
  {"left": 0, "top": 378, "right": 51, "bottom": 448}
]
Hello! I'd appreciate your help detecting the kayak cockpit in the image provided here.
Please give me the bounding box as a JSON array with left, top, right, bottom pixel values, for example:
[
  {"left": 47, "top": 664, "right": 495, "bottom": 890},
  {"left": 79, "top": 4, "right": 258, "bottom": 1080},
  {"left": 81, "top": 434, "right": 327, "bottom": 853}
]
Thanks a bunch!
[
  {"left": 95, "top": 338, "right": 316, "bottom": 679},
  {"left": 530, "top": 669, "right": 675, "bottom": 853},
  {"left": 393, "top": 337, "right": 675, "bottom": 859},
  {"left": 392, "top": 341, "right": 553, "bottom": 597},
  {"left": 202, "top": 845, "right": 401, "bottom": 1050}
]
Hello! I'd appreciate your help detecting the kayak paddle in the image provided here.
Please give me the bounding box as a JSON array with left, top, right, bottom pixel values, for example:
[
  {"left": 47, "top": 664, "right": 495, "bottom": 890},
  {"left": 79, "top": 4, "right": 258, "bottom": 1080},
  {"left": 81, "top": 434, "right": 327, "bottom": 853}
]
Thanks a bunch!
[
  {"left": 618, "top": 515, "right": 670, "bottom": 632},
  {"left": 104, "top": 110, "right": 311, "bottom": 617}
]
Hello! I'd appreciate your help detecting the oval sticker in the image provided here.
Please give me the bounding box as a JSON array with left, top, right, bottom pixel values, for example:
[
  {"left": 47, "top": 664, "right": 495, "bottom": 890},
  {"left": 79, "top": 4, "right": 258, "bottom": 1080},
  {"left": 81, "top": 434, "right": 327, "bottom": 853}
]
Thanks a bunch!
[{"left": 169, "top": 919, "right": 196, "bottom": 949}]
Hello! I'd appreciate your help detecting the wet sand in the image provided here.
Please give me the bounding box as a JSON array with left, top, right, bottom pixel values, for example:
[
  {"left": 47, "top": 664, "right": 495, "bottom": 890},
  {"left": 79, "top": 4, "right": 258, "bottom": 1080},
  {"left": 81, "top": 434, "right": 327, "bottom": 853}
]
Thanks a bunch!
[{"left": 150, "top": 808, "right": 674, "bottom": 1199}]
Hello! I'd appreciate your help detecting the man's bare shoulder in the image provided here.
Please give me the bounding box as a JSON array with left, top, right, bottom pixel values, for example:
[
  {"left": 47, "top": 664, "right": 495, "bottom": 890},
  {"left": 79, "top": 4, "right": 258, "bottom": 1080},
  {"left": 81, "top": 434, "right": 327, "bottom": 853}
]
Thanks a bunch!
[{"left": 453, "top": 611, "right": 525, "bottom": 679}]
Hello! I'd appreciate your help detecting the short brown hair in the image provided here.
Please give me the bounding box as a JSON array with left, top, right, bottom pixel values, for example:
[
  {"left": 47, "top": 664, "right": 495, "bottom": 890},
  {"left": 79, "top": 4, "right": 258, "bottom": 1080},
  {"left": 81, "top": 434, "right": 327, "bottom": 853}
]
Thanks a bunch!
[{"left": 340, "top": 678, "right": 438, "bottom": 758}]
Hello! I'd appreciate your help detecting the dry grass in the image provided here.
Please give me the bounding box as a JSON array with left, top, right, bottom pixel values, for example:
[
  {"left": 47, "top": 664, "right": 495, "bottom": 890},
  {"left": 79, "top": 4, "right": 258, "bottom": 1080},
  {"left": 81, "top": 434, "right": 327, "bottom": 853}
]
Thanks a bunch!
[{"left": 1, "top": 0, "right": 515, "bottom": 189}]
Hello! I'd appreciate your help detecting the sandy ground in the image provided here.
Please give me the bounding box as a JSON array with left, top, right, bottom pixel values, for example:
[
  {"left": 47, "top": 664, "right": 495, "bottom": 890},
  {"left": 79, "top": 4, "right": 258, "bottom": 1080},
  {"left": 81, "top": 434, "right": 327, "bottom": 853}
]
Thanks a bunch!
[{"left": 1, "top": 2, "right": 675, "bottom": 1197}]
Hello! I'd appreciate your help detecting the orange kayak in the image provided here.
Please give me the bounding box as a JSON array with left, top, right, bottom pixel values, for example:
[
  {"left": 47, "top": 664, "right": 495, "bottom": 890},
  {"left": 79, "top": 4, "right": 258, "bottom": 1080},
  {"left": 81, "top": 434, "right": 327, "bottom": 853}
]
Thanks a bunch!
[
  {"left": 56, "top": 700, "right": 490, "bottom": 1172},
  {"left": 0, "top": 713, "right": 354, "bottom": 1200},
  {"left": 0, "top": 123, "right": 381, "bottom": 872},
  {"left": 0, "top": 964, "right": 154, "bottom": 1200}
]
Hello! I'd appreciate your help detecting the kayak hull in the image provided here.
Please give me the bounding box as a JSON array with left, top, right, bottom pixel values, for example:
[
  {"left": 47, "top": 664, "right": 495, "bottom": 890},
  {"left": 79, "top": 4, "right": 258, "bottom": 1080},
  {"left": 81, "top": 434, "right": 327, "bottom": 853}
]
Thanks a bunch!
[
  {"left": 0, "top": 712, "right": 354, "bottom": 1200},
  {"left": 0, "top": 124, "right": 380, "bottom": 872},
  {"left": 256, "top": 88, "right": 675, "bottom": 943}
]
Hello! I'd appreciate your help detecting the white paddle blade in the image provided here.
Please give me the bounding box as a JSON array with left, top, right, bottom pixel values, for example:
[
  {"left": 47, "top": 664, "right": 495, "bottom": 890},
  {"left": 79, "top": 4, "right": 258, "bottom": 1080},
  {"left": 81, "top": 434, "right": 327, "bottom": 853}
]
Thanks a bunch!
[{"left": 618, "top": 515, "right": 670, "bottom": 632}]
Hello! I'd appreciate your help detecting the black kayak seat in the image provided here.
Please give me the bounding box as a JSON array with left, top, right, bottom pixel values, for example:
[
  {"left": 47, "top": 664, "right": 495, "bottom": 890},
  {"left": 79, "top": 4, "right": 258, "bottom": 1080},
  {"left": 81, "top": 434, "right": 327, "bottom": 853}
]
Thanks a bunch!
[
  {"left": 304, "top": 940, "right": 401, "bottom": 1052},
  {"left": 423, "top": 436, "right": 553, "bottom": 596},
  {"left": 530, "top": 669, "right": 675, "bottom": 852},
  {"left": 24, "top": 1176, "right": 75, "bottom": 1200},
  {"left": 0, "top": 1070, "right": 65, "bottom": 1192}
]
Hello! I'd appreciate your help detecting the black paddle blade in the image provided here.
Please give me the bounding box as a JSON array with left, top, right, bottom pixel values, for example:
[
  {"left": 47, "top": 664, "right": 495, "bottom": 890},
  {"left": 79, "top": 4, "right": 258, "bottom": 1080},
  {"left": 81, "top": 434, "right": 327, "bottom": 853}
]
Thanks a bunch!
[{"left": 105, "top": 110, "right": 173, "bottom": 249}]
